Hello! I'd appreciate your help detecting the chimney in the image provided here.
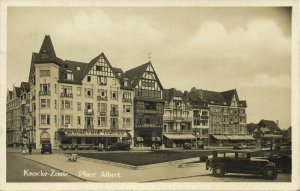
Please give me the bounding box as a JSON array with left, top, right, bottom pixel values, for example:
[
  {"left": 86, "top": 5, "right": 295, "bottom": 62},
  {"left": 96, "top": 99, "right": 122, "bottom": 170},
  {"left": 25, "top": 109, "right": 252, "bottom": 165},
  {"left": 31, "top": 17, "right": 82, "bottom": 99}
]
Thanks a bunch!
[{"left": 276, "top": 120, "right": 279, "bottom": 127}]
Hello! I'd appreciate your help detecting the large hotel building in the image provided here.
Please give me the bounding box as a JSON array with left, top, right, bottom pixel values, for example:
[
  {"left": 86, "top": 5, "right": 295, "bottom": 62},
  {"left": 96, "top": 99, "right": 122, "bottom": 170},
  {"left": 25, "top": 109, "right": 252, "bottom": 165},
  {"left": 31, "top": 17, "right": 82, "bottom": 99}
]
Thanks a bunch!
[{"left": 6, "top": 35, "right": 252, "bottom": 149}]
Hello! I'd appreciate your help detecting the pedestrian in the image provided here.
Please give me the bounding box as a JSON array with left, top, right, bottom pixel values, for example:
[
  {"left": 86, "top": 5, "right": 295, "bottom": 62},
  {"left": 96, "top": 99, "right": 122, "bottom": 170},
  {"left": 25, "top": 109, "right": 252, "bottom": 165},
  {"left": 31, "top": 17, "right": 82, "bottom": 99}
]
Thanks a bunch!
[{"left": 28, "top": 143, "right": 32, "bottom": 155}]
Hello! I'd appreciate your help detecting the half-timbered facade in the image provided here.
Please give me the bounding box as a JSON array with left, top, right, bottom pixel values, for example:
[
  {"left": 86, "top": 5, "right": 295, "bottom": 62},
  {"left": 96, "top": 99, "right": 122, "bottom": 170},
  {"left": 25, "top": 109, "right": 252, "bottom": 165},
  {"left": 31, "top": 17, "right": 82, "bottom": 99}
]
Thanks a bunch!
[{"left": 123, "top": 62, "right": 164, "bottom": 147}]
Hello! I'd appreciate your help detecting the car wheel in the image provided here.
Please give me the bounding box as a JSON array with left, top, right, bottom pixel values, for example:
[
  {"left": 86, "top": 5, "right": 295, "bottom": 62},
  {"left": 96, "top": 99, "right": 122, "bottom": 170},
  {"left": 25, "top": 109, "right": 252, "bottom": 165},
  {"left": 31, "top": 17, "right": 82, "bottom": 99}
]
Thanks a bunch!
[
  {"left": 263, "top": 167, "right": 278, "bottom": 180},
  {"left": 213, "top": 165, "right": 225, "bottom": 177}
]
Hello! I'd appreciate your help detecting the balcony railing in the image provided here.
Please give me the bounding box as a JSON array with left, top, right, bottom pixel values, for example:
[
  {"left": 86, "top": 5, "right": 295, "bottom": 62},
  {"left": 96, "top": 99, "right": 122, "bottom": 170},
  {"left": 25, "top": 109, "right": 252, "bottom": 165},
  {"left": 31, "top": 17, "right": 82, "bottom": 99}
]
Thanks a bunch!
[
  {"left": 84, "top": 125, "right": 94, "bottom": 129},
  {"left": 110, "top": 111, "right": 119, "bottom": 116},
  {"left": 163, "top": 116, "right": 192, "bottom": 121},
  {"left": 167, "top": 129, "right": 192, "bottom": 133},
  {"left": 60, "top": 92, "right": 73, "bottom": 98},
  {"left": 122, "top": 98, "right": 132, "bottom": 103},
  {"left": 97, "top": 96, "right": 108, "bottom": 101},
  {"left": 39, "top": 91, "right": 51, "bottom": 96},
  {"left": 164, "top": 105, "right": 192, "bottom": 110},
  {"left": 136, "top": 124, "right": 163, "bottom": 128},
  {"left": 98, "top": 111, "right": 107, "bottom": 116},
  {"left": 84, "top": 109, "right": 94, "bottom": 115}
]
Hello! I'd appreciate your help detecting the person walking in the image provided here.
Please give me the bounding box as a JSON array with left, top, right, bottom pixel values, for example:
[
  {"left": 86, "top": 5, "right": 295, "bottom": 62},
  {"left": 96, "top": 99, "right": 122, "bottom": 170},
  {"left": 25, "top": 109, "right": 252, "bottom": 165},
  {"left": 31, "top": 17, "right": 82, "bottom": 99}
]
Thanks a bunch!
[{"left": 28, "top": 143, "right": 32, "bottom": 155}]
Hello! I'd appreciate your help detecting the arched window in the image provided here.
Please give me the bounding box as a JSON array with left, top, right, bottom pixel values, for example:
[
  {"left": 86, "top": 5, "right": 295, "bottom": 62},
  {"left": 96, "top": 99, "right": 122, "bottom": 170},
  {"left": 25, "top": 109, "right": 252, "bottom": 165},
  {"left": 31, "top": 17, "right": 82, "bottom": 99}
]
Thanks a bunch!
[{"left": 40, "top": 131, "right": 51, "bottom": 143}]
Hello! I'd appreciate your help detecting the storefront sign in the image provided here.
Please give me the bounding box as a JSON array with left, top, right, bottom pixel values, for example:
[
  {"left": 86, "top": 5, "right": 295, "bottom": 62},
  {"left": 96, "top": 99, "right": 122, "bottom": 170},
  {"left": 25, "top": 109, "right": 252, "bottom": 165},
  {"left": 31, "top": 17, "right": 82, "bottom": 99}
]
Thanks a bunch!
[{"left": 59, "top": 128, "right": 128, "bottom": 137}]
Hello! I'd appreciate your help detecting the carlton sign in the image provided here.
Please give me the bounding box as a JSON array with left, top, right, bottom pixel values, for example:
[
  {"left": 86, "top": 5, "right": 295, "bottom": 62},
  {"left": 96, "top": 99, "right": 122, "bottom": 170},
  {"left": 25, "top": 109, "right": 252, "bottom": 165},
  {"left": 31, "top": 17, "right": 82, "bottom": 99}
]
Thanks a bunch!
[{"left": 59, "top": 128, "right": 128, "bottom": 137}]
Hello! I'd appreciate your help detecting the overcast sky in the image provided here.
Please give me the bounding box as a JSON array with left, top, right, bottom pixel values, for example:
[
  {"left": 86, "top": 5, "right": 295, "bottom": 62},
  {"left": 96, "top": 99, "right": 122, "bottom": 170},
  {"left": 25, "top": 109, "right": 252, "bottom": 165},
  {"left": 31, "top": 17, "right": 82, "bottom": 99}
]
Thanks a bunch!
[{"left": 7, "top": 7, "right": 291, "bottom": 129}]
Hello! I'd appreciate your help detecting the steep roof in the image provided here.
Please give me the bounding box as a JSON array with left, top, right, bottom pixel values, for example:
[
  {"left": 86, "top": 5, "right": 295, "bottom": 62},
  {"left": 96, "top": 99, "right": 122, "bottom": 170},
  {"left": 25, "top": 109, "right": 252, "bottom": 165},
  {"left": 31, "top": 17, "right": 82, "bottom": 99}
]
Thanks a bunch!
[
  {"left": 190, "top": 87, "right": 246, "bottom": 107},
  {"left": 187, "top": 92, "right": 208, "bottom": 109},
  {"left": 58, "top": 60, "right": 87, "bottom": 84},
  {"left": 122, "top": 63, "right": 149, "bottom": 88},
  {"left": 32, "top": 35, "right": 63, "bottom": 65},
  {"left": 80, "top": 52, "right": 117, "bottom": 80},
  {"left": 221, "top": 89, "right": 239, "bottom": 105},
  {"left": 20, "top": 82, "right": 30, "bottom": 93},
  {"left": 112, "top": 67, "right": 123, "bottom": 75},
  {"left": 163, "top": 88, "right": 183, "bottom": 103},
  {"left": 247, "top": 123, "right": 259, "bottom": 134},
  {"left": 258, "top": 120, "right": 282, "bottom": 132}
]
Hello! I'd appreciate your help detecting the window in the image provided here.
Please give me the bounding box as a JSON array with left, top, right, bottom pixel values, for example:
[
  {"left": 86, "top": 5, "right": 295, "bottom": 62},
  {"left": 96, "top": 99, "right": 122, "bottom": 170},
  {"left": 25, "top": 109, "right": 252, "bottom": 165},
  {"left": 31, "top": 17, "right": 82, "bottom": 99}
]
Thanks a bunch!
[
  {"left": 123, "top": 118, "right": 131, "bottom": 127},
  {"left": 55, "top": 115, "right": 57, "bottom": 124},
  {"left": 41, "top": 51, "right": 48, "bottom": 58},
  {"left": 123, "top": 92, "right": 131, "bottom": 99},
  {"left": 77, "top": 87, "right": 81, "bottom": 96},
  {"left": 87, "top": 76, "right": 91, "bottom": 82},
  {"left": 40, "top": 70, "right": 50, "bottom": 76},
  {"left": 40, "top": 83, "right": 50, "bottom": 92},
  {"left": 85, "top": 102, "right": 93, "bottom": 110},
  {"left": 40, "top": 114, "right": 50, "bottom": 125},
  {"left": 61, "top": 100, "right": 73, "bottom": 109},
  {"left": 66, "top": 73, "right": 73, "bottom": 80},
  {"left": 77, "top": 67, "right": 80, "bottom": 71},
  {"left": 77, "top": 102, "right": 81, "bottom": 110},
  {"left": 77, "top": 116, "right": 81, "bottom": 126},
  {"left": 123, "top": 105, "right": 131, "bottom": 113},
  {"left": 55, "top": 84, "right": 57, "bottom": 94},
  {"left": 99, "top": 89, "right": 107, "bottom": 98},
  {"left": 112, "top": 79, "right": 116, "bottom": 85},
  {"left": 55, "top": 100, "right": 57, "bottom": 109},
  {"left": 40, "top": 99, "right": 50, "bottom": 108},
  {"left": 96, "top": 65, "right": 102, "bottom": 71},
  {"left": 61, "top": 115, "right": 73, "bottom": 125},
  {"left": 85, "top": 88, "right": 93, "bottom": 97},
  {"left": 111, "top": 91, "right": 118, "bottom": 100},
  {"left": 98, "top": 76, "right": 107, "bottom": 85},
  {"left": 100, "top": 117, "right": 107, "bottom": 126},
  {"left": 100, "top": 103, "right": 107, "bottom": 112},
  {"left": 124, "top": 81, "right": 128, "bottom": 87}
]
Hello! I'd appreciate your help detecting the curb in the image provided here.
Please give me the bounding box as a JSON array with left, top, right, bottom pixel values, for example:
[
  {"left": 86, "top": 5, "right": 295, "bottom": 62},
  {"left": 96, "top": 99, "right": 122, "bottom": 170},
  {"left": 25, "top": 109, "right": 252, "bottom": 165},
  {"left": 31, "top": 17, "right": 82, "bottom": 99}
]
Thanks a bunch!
[{"left": 71, "top": 154, "right": 200, "bottom": 170}]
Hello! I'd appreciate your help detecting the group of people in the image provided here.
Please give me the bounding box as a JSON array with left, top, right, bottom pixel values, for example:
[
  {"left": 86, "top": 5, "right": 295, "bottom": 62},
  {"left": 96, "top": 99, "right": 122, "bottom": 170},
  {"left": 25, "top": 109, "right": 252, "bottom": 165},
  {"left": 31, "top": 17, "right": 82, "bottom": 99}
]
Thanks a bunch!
[{"left": 22, "top": 143, "right": 33, "bottom": 155}]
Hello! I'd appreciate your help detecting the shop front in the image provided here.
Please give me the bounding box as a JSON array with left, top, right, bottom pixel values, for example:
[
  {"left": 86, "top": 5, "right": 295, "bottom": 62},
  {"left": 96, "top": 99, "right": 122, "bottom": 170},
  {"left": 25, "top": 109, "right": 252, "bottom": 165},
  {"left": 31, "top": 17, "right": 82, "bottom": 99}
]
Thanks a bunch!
[
  {"left": 211, "top": 134, "right": 255, "bottom": 146},
  {"left": 163, "top": 133, "right": 197, "bottom": 148},
  {"left": 58, "top": 128, "right": 132, "bottom": 148}
]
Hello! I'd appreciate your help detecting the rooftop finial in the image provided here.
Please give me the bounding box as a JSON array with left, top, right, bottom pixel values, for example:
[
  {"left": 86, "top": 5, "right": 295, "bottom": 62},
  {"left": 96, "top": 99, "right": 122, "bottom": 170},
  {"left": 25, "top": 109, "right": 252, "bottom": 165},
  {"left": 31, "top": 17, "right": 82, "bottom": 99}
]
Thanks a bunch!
[{"left": 147, "top": 51, "right": 152, "bottom": 62}]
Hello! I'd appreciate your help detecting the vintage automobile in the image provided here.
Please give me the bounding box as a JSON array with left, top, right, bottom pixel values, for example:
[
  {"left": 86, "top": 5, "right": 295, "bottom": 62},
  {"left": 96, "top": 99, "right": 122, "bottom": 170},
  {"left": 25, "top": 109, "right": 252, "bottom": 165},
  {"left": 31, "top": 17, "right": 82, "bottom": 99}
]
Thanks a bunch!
[
  {"left": 183, "top": 143, "right": 192, "bottom": 150},
  {"left": 41, "top": 143, "right": 52, "bottom": 154},
  {"left": 206, "top": 150, "right": 278, "bottom": 180},
  {"left": 267, "top": 154, "right": 291, "bottom": 173}
]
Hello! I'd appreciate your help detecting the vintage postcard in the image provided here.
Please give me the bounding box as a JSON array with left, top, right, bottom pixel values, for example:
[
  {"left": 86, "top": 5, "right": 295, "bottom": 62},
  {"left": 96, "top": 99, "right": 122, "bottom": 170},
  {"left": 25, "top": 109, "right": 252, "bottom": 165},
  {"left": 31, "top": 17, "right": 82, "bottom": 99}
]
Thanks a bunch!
[{"left": 0, "top": 0, "right": 299, "bottom": 190}]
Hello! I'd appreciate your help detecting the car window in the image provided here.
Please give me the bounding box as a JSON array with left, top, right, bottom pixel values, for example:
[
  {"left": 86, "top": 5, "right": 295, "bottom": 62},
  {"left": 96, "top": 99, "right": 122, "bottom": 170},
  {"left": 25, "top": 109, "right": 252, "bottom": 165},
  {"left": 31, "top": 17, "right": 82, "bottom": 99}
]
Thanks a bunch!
[
  {"left": 225, "top": 153, "right": 236, "bottom": 158},
  {"left": 237, "top": 153, "right": 248, "bottom": 159}
]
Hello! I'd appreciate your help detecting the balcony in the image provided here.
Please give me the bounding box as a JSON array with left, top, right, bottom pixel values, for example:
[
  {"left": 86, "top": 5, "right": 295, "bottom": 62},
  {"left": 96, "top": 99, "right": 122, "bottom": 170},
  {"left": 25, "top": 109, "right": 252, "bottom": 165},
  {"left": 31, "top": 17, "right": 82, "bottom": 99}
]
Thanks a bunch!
[
  {"left": 85, "top": 125, "right": 94, "bottom": 129},
  {"left": 136, "top": 124, "right": 163, "bottom": 128},
  {"left": 84, "top": 109, "right": 94, "bottom": 115},
  {"left": 21, "top": 99, "right": 26, "bottom": 105},
  {"left": 163, "top": 116, "right": 192, "bottom": 121},
  {"left": 122, "top": 98, "right": 132, "bottom": 103},
  {"left": 61, "top": 92, "right": 73, "bottom": 98},
  {"left": 39, "top": 91, "right": 51, "bottom": 96},
  {"left": 164, "top": 105, "right": 192, "bottom": 110},
  {"left": 97, "top": 96, "right": 108, "bottom": 101},
  {"left": 110, "top": 111, "right": 119, "bottom": 116}
]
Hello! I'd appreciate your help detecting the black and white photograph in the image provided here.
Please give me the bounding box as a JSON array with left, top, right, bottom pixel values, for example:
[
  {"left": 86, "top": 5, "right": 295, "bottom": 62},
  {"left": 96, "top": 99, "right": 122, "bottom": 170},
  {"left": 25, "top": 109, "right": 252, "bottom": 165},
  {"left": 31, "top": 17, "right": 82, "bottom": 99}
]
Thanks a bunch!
[{"left": 1, "top": 0, "right": 299, "bottom": 191}]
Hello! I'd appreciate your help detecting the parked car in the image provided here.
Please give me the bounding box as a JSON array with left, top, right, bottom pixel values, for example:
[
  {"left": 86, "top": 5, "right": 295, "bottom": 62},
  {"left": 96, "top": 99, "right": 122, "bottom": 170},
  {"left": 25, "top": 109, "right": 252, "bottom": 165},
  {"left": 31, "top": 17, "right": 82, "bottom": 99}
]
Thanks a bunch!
[
  {"left": 59, "top": 144, "right": 68, "bottom": 151},
  {"left": 183, "top": 143, "right": 192, "bottom": 150},
  {"left": 41, "top": 143, "right": 52, "bottom": 154},
  {"left": 206, "top": 150, "right": 278, "bottom": 180},
  {"left": 116, "top": 142, "right": 131, "bottom": 151},
  {"left": 233, "top": 143, "right": 247, "bottom": 150},
  {"left": 268, "top": 154, "right": 291, "bottom": 173},
  {"left": 197, "top": 141, "right": 205, "bottom": 149}
]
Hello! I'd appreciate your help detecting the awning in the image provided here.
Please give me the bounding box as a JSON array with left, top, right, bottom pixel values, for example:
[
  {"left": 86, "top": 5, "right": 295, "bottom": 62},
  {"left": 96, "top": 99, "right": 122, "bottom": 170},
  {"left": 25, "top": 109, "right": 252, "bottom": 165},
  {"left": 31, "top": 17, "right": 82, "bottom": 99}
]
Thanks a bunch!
[
  {"left": 164, "top": 134, "right": 196, "bottom": 140},
  {"left": 136, "top": 137, "right": 144, "bottom": 142},
  {"left": 59, "top": 128, "right": 128, "bottom": 138},
  {"left": 225, "top": 135, "right": 255, "bottom": 140},
  {"left": 263, "top": 134, "right": 283, "bottom": 138},
  {"left": 212, "top": 135, "right": 229, "bottom": 140},
  {"left": 151, "top": 137, "right": 161, "bottom": 142}
]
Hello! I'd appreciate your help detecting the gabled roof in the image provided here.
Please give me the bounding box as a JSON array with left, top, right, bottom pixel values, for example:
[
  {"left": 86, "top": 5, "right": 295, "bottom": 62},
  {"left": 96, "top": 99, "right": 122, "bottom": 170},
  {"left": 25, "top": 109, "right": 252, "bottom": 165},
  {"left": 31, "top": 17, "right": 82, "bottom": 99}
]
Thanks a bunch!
[
  {"left": 190, "top": 87, "right": 246, "bottom": 107},
  {"left": 122, "top": 62, "right": 163, "bottom": 89},
  {"left": 112, "top": 67, "right": 123, "bottom": 75},
  {"left": 163, "top": 88, "right": 183, "bottom": 103},
  {"left": 80, "top": 52, "right": 117, "bottom": 80},
  {"left": 20, "top": 82, "right": 30, "bottom": 93},
  {"left": 122, "top": 63, "right": 149, "bottom": 88},
  {"left": 258, "top": 120, "right": 282, "bottom": 132},
  {"left": 247, "top": 123, "right": 259, "bottom": 134},
  {"left": 59, "top": 60, "right": 87, "bottom": 84},
  {"left": 185, "top": 92, "right": 208, "bottom": 109},
  {"left": 221, "top": 89, "right": 239, "bottom": 105}
]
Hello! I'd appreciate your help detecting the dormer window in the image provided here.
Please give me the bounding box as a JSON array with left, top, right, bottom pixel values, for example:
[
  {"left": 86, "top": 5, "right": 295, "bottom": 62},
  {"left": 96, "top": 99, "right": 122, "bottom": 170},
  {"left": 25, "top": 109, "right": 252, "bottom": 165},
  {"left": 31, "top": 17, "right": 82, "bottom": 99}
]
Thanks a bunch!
[
  {"left": 64, "top": 64, "right": 68, "bottom": 69},
  {"left": 77, "top": 67, "right": 80, "bottom": 71},
  {"left": 124, "top": 81, "right": 128, "bottom": 87},
  {"left": 64, "top": 70, "right": 73, "bottom": 80},
  {"left": 42, "top": 50, "right": 48, "bottom": 58}
]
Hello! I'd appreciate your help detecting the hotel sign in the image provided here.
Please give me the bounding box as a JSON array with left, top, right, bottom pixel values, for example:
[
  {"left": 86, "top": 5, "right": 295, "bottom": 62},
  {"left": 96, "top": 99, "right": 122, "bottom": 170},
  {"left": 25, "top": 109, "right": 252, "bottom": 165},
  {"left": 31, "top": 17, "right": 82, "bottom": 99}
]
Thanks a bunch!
[{"left": 59, "top": 128, "right": 128, "bottom": 137}]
